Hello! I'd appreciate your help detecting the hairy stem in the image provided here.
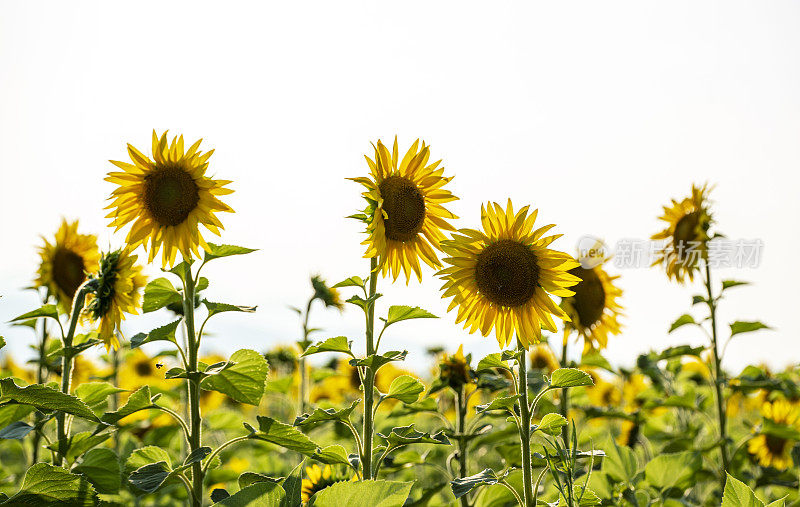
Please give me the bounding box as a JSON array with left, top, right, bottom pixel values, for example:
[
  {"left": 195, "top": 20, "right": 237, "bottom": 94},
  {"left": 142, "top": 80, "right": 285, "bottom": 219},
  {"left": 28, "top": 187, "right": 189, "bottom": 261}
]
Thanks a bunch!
[
  {"left": 182, "top": 262, "right": 203, "bottom": 507},
  {"left": 517, "top": 342, "right": 534, "bottom": 507},
  {"left": 361, "top": 257, "right": 378, "bottom": 479},
  {"left": 704, "top": 260, "right": 729, "bottom": 490},
  {"left": 559, "top": 337, "right": 569, "bottom": 442},
  {"left": 455, "top": 385, "right": 470, "bottom": 507}
]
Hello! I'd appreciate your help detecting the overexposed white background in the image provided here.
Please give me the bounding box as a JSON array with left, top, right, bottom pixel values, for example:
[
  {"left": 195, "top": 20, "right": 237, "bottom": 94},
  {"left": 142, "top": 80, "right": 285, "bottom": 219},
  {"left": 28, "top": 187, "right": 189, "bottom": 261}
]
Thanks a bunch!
[{"left": 1, "top": 1, "right": 798, "bottom": 374}]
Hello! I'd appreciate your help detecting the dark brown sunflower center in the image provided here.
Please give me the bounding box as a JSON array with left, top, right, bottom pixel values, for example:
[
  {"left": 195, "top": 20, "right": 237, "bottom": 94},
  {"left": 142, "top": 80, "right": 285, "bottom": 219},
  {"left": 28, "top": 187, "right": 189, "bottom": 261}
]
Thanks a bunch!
[
  {"left": 673, "top": 211, "right": 700, "bottom": 253},
  {"left": 52, "top": 247, "right": 86, "bottom": 299},
  {"left": 530, "top": 353, "right": 551, "bottom": 370},
  {"left": 765, "top": 435, "right": 788, "bottom": 456},
  {"left": 135, "top": 361, "right": 153, "bottom": 377},
  {"left": 143, "top": 165, "right": 200, "bottom": 226},
  {"left": 568, "top": 266, "right": 606, "bottom": 328},
  {"left": 475, "top": 240, "right": 540, "bottom": 308},
  {"left": 378, "top": 176, "right": 426, "bottom": 242}
]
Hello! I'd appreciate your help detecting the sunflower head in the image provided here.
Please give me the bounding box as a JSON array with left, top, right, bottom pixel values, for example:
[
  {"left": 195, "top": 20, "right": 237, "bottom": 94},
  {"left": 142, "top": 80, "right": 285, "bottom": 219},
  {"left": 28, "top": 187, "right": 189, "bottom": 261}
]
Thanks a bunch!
[
  {"left": 265, "top": 344, "right": 300, "bottom": 375},
  {"left": 587, "top": 379, "right": 622, "bottom": 407},
  {"left": 311, "top": 275, "right": 343, "bottom": 310},
  {"left": 437, "top": 345, "right": 475, "bottom": 390},
  {"left": 617, "top": 419, "right": 640, "bottom": 448},
  {"left": 529, "top": 343, "right": 560, "bottom": 374},
  {"left": 438, "top": 200, "right": 580, "bottom": 349},
  {"left": 748, "top": 399, "right": 800, "bottom": 470},
  {"left": 350, "top": 138, "right": 458, "bottom": 283},
  {"left": 35, "top": 219, "right": 100, "bottom": 311},
  {"left": 651, "top": 183, "right": 713, "bottom": 283},
  {"left": 106, "top": 131, "right": 234, "bottom": 267},
  {"left": 83, "top": 248, "right": 146, "bottom": 350},
  {"left": 302, "top": 465, "right": 343, "bottom": 503}
]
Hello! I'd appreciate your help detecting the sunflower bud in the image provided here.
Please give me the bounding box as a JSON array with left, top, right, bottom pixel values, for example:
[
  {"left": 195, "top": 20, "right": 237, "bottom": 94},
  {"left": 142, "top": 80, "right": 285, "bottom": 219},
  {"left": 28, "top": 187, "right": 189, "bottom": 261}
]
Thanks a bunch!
[
  {"left": 437, "top": 345, "right": 475, "bottom": 390},
  {"left": 311, "top": 275, "right": 343, "bottom": 310}
]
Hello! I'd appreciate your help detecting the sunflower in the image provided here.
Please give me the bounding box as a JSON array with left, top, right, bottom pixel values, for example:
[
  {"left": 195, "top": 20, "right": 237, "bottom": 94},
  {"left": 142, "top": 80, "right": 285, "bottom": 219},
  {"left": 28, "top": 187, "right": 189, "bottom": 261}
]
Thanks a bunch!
[
  {"left": 311, "top": 275, "right": 343, "bottom": 310},
  {"left": 118, "top": 349, "right": 169, "bottom": 392},
  {"left": 587, "top": 379, "right": 622, "bottom": 408},
  {"left": 437, "top": 345, "right": 475, "bottom": 390},
  {"left": 35, "top": 219, "right": 100, "bottom": 311},
  {"left": 350, "top": 138, "right": 457, "bottom": 283},
  {"left": 83, "top": 248, "right": 146, "bottom": 350},
  {"left": 529, "top": 343, "right": 560, "bottom": 374},
  {"left": 748, "top": 399, "right": 800, "bottom": 470},
  {"left": 0, "top": 354, "right": 36, "bottom": 385},
  {"left": 651, "top": 183, "right": 712, "bottom": 283},
  {"left": 560, "top": 253, "right": 623, "bottom": 351},
  {"left": 106, "top": 130, "right": 234, "bottom": 266},
  {"left": 438, "top": 200, "right": 580, "bottom": 349},
  {"left": 621, "top": 374, "right": 648, "bottom": 413},
  {"left": 301, "top": 465, "right": 344, "bottom": 503},
  {"left": 617, "top": 419, "right": 640, "bottom": 448}
]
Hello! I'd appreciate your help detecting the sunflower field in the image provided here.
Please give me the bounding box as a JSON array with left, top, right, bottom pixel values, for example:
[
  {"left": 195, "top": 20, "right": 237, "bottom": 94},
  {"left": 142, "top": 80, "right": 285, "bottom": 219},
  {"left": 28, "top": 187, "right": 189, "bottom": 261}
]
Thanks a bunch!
[{"left": 0, "top": 130, "right": 794, "bottom": 507}]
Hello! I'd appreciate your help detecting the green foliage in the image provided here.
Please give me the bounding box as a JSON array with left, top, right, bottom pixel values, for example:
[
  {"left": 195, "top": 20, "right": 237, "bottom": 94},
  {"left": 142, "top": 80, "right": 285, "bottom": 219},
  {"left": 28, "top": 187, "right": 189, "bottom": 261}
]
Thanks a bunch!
[
  {"left": 201, "top": 349, "right": 269, "bottom": 405},
  {"left": 9, "top": 305, "right": 60, "bottom": 324},
  {"left": 644, "top": 451, "right": 701, "bottom": 491},
  {"left": 142, "top": 277, "right": 182, "bottom": 313},
  {"left": 450, "top": 468, "right": 506, "bottom": 499},
  {"left": 380, "top": 375, "right": 424, "bottom": 404},
  {"left": 0, "top": 378, "right": 99, "bottom": 422},
  {"left": 2, "top": 463, "right": 97, "bottom": 505},
  {"left": 203, "top": 243, "right": 258, "bottom": 263},
  {"left": 308, "top": 480, "right": 413, "bottom": 507},
  {"left": 72, "top": 448, "right": 121, "bottom": 494},
  {"left": 550, "top": 368, "right": 594, "bottom": 388},
  {"left": 129, "top": 319, "right": 181, "bottom": 348},
  {"left": 381, "top": 305, "right": 437, "bottom": 327},
  {"left": 669, "top": 314, "right": 697, "bottom": 333},
  {"left": 730, "top": 320, "right": 770, "bottom": 337},
  {"left": 301, "top": 336, "right": 354, "bottom": 357}
]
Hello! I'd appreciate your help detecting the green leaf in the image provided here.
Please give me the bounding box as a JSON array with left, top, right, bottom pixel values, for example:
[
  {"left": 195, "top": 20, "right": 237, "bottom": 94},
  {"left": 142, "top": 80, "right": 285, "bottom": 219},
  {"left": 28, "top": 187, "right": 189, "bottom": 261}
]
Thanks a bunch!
[
  {"left": 0, "top": 405, "right": 34, "bottom": 430},
  {"left": 9, "top": 305, "right": 60, "bottom": 324},
  {"left": 238, "top": 472, "right": 281, "bottom": 489},
  {"left": 47, "top": 432, "right": 110, "bottom": 462},
  {"left": 130, "top": 320, "right": 181, "bottom": 349},
  {"left": 567, "top": 486, "right": 601, "bottom": 506},
  {"left": 184, "top": 446, "right": 212, "bottom": 466},
  {"left": 3, "top": 463, "right": 96, "bottom": 506},
  {"left": 204, "top": 243, "right": 257, "bottom": 262},
  {"left": 0, "top": 378, "right": 99, "bottom": 422},
  {"left": 580, "top": 349, "right": 614, "bottom": 372},
  {"left": 201, "top": 349, "right": 269, "bottom": 405},
  {"left": 390, "top": 398, "right": 439, "bottom": 416},
  {"left": 75, "top": 382, "right": 126, "bottom": 414},
  {"left": 301, "top": 336, "right": 354, "bottom": 358},
  {"left": 142, "top": 278, "right": 182, "bottom": 313},
  {"left": 476, "top": 395, "right": 519, "bottom": 414},
  {"left": 692, "top": 295, "right": 707, "bottom": 305},
  {"left": 312, "top": 445, "right": 351, "bottom": 466},
  {"left": 550, "top": 368, "right": 593, "bottom": 388},
  {"left": 602, "top": 440, "right": 638, "bottom": 484},
  {"left": 669, "top": 314, "right": 697, "bottom": 333},
  {"left": 308, "top": 480, "right": 413, "bottom": 507},
  {"left": 730, "top": 321, "right": 771, "bottom": 337},
  {"left": 451, "top": 469, "right": 506, "bottom": 499},
  {"left": 722, "top": 474, "right": 763, "bottom": 507},
  {"left": 534, "top": 413, "right": 567, "bottom": 436},
  {"left": 644, "top": 451, "right": 701, "bottom": 491},
  {"left": 129, "top": 462, "right": 172, "bottom": 493},
  {"left": 476, "top": 353, "right": 511, "bottom": 373},
  {"left": 382, "top": 306, "right": 437, "bottom": 326},
  {"left": 0, "top": 336, "right": 5, "bottom": 351},
  {"left": 215, "top": 482, "right": 286, "bottom": 506},
  {"left": 381, "top": 375, "right": 424, "bottom": 404},
  {"left": 280, "top": 463, "right": 303, "bottom": 507},
  {"left": 101, "top": 386, "right": 154, "bottom": 425},
  {"left": 73, "top": 448, "right": 120, "bottom": 494},
  {"left": 333, "top": 276, "right": 366, "bottom": 289},
  {"left": 350, "top": 350, "right": 407, "bottom": 371},
  {"left": 722, "top": 280, "right": 750, "bottom": 291},
  {"left": 377, "top": 425, "right": 450, "bottom": 447},
  {"left": 125, "top": 446, "right": 171, "bottom": 473},
  {"left": 202, "top": 300, "right": 257, "bottom": 317},
  {"left": 294, "top": 400, "right": 360, "bottom": 426},
  {"left": 248, "top": 416, "right": 318, "bottom": 456},
  {"left": 652, "top": 345, "right": 705, "bottom": 361},
  {"left": 0, "top": 421, "right": 33, "bottom": 440}
]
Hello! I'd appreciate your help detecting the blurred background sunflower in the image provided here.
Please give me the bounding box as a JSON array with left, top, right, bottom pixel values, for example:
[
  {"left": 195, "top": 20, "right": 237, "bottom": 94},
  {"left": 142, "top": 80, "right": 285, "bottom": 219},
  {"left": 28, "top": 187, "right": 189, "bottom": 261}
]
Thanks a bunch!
[{"left": 747, "top": 398, "right": 800, "bottom": 470}]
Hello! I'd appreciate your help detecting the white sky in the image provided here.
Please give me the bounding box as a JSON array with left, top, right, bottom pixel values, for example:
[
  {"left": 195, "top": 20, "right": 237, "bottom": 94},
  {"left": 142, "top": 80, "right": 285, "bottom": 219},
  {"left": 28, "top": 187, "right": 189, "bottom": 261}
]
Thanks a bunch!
[{"left": 1, "top": 1, "right": 799, "bottom": 375}]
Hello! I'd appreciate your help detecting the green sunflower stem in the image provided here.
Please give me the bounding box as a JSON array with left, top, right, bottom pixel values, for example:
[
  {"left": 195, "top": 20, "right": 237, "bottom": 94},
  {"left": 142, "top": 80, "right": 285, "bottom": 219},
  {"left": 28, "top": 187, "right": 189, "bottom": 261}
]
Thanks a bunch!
[
  {"left": 55, "top": 282, "right": 91, "bottom": 467},
  {"left": 182, "top": 262, "right": 203, "bottom": 507},
  {"left": 704, "top": 260, "right": 729, "bottom": 490},
  {"left": 455, "top": 385, "right": 470, "bottom": 507},
  {"left": 299, "top": 298, "right": 314, "bottom": 415},
  {"left": 31, "top": 307, "right": 49, "bottom": 465},
  {"left": 517, "top": 341, "right": 535, "bottom": 507},
  {"left": 362, "top": 257, "right": 378, "bottom": 480},
  {"left": 559, "top": 336, "right": 569, "bottom": 443}
]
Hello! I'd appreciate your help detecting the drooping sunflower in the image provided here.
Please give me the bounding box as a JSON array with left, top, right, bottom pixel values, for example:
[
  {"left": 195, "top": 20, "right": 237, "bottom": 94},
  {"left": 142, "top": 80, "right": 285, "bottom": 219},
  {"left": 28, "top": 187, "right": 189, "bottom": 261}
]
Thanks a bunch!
[
  {"left": 529, "top": 343, "right": 560, "bottom": 374},
  {"left": 438, "top": 200, "right": 580, "bottom": 349},
  {"left": 748, "top": 399, "right": 800, "bottom": 470},
  {"left": 437, "top": 344, "right": 476, "bottom": 391},
  {"left": 311, "top": 275, "right": 343, "bottom": 310},
  {"left": 83, "top": 248, "right": 146, "bottom": 350},
  {"left": 651, "top": 183, "right": 713, "bottom": 283},
  {"left": 560, "top": 253, "right": 623, "bottom": 351},
  {"left": 35, "top": 219, "right": 100, "bottom": 311},
  {"left": 301, "top": 465, "right": 345, "bottom": 503},
  {"left": 106, "top": 131, "right": 234, "bottom": 266},
  {"left": 350, "top": 138, "right": 457, "bottom": 283}
]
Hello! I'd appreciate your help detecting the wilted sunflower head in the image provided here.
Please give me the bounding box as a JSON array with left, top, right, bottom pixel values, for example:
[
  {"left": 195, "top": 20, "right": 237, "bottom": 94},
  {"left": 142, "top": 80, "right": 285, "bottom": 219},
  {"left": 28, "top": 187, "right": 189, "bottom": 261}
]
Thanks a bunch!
[
  {"left": 311, "top": 275, "right": 343, "bottom": 310},
  {"left": 35, "top": 219, "right": 100, "bottom": 311},
  {"left": 561, "top": 253, "right": 623, "bottom": 351},
  {"left": 350, "top": 137, "right": 458, "bottom": 283},
  {"left": 437, "top": 345, "right": 475, "bottom": 390},
  {"left": 651, "top": 183, "right": 713, "bottom": 283},
  {"left": 438, "top": 200, "right": 580, "bottom": 349},
  {"left": 747, "top": 399, "right": 800, "bottom": 470},
  {"left": 301, "top": 465, "right": 344, "bottom": 503},
  {"left": 106, "top": 130, "right": 234, "bottom": 267},
  {"left": 529, "top": 343, "right": 560, "bottom": 374},
  {"left": 83, "top": 248, "right": 146, "bottom": 350}
]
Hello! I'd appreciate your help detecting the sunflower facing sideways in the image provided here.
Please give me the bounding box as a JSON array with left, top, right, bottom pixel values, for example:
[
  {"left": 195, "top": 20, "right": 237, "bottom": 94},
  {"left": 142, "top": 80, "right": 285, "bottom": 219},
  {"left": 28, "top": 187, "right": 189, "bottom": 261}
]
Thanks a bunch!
[
  {"left": 301, "top": 465, "right": 347, "bottom": 503},
  {"left": 350, "top": 138, "right": 457, "bottom": 283},
  {"left": 106, "top": 130, "right": 234, "bottom": 266},
  {"left": 748, "top": 399, "right": 800, "bottom": 470},
  {"left": 35, "top": 219, "right": 100, "bottom": 310},
  {"left": 83, "top": 248, "right": 146, "bottom": 349},
  {"left": 560, "top": 252, "right": 623, "bottom": 351},
  {"left": 438, "top": 200, "right": 580, "bottom": 348},
  {"left": 651, "top": 183, "right": 713, "bottom": 283}
]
